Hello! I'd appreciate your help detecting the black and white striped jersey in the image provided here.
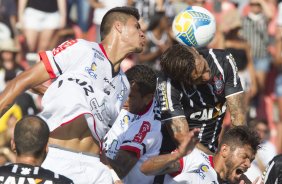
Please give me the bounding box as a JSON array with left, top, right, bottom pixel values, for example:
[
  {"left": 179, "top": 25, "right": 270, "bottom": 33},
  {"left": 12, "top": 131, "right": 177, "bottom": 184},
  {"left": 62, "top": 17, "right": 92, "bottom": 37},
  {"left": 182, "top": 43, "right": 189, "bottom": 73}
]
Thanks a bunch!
[
  {"left": 0, "top": 163, "right": 73, "bottom": 184},
  {"left": 157, "top": 48, "right": 243, "bottom": 153},
  {"left": 262, "top": 154, "right": 282, "bottom": 184}
]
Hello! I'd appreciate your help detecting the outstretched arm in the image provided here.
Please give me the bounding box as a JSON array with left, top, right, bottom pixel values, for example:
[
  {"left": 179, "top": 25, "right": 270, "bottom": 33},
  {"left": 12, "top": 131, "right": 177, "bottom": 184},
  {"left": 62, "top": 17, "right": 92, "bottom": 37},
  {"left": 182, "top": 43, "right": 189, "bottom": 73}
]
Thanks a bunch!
[
  {"left": 0, "top": 62, "right": 50, "bottom": 116},
  {"left": 226, "top": 92, "right": 246, "bottom": 127},
  {"left": 140, "top": 128, "right": 199, "bottom": 176}
]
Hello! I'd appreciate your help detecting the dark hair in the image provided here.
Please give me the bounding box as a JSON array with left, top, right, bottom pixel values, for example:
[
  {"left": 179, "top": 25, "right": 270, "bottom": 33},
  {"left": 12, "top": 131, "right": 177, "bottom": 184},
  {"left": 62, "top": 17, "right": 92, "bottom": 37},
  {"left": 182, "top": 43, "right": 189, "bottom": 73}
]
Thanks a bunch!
[
  {"left": 160, "top": 44, "right": 196, "bottom": 86},
  {"left": 147, "top": 12, "right": 166, "bottom": 31},
  {"left": 100, "top": 6, "right": 140, "bottom": 40},
  {"left": 125, "top": 65, "right": 156, "bottom": 97},
  {"left": 14, "top": 115, "right": 50, "bottom": 158},
  {"left": 248, "top": 118, "right": 268, "bottom": 130},
  {"left": 218, "top": 126, "right": 260, "bottom": 154}
]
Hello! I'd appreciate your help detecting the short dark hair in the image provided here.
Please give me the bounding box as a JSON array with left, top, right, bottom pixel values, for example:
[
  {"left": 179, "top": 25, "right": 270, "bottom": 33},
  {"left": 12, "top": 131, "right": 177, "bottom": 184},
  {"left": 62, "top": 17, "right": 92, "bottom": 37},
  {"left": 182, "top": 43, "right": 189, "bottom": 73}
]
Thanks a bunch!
[
  {"left": 218, "top": 126, "right": 260, "bottom": 154},
  {"left": 100, "top": 6, "right": 140, "bottom": 40},
  {"left": 125, "top": 65, "right": 156, "bottom": 97},
  {"left": 14, "top": 115, "right": 49, "bottom": 158},
  {"left": 248, "top": 118, "right": 268, "bottom": 130},
  {"left": 160, "top": 44, "right": 196, "bottom": 86}
]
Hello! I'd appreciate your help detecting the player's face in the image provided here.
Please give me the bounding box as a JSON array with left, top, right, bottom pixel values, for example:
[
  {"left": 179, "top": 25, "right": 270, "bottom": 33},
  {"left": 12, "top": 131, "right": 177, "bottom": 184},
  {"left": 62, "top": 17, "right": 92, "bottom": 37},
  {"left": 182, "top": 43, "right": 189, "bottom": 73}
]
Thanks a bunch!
[
  {"left": 121, "top": 16, "right": 146, "bottom": 53},
  {"left": 225, "top": 145, "right": 255, "bottom": 184},
  {"left": 190, "top": 49, "right": 211, "bottom": 85},
  {"left": 124, "top": 82, "right": 151, "bottom": 114}
]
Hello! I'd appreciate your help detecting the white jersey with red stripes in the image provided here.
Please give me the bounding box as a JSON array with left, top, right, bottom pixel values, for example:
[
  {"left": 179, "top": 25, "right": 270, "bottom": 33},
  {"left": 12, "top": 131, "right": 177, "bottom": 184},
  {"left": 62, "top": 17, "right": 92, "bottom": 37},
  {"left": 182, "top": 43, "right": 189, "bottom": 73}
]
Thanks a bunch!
[
  {"left": 103, "top": 99, "right": 162, "bottom": 184},
  {"left": 164, "top": 148, "right": 219, "bottom": 184},
  {"left": 38, "top": 39, "right": 130, "bottom": 144}
]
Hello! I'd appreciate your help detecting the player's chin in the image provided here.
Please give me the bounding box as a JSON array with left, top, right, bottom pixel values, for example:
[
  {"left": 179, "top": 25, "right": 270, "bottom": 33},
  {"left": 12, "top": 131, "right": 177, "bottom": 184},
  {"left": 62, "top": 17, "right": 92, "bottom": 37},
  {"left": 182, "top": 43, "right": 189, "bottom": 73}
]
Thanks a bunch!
[
  {"left": 229, "top": 169, "right": 244, "bottom": 184},
  {"left": 135, "top": 46, "right": 143, "bottom": 53}
]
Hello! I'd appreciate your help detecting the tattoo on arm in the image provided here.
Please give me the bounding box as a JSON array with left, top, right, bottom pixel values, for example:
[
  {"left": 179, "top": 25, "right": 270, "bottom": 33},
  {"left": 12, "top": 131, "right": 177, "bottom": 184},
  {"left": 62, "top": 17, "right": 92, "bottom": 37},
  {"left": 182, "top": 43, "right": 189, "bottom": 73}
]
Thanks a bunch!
[
  {"left": 140, "top": 153, "right": 181, "bottom": 175},
  {"left": 109, "top": 150, "right": 138, "bottom": 179},
  {"left": 165, "top": 117, "right": 189, "bottom": 146},
  {"left": 227, "top": 93, "right": 246, "bottom": 126}
]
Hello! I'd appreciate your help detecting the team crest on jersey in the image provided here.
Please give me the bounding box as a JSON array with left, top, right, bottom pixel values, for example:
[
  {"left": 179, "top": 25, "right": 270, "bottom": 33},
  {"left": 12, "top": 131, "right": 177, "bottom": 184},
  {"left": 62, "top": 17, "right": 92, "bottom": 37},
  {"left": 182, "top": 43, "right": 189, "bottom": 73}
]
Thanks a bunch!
[
  {"left": 21, "top": 168, "right": 31, "bottom": 175},
  {"left": 120, "top": 115, "right": 130, "bottom": 127},
  {"left": 85, "top": 62, "right": 97, "bottom": 79},
  {"left": 213, "top": 75, "right": 224, "bottom": 94},
  {"left": 192, "top": 164, "right": 210, "bottom": 180}
]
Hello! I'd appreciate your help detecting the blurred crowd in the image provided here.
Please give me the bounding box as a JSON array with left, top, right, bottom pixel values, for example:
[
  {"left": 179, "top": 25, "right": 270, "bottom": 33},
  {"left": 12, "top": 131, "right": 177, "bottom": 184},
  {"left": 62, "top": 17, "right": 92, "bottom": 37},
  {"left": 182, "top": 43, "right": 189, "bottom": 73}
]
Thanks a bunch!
[{"left": 0, "top": 0, "right": 282, "bottom": 179}]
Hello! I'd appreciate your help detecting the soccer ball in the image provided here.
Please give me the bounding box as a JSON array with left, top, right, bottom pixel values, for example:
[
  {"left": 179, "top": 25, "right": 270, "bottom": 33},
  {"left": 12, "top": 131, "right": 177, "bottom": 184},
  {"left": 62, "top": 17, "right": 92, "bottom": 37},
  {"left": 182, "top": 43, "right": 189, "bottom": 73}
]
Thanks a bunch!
[{"left": 172, "top": 6, "right": 216, "bottom": 48}]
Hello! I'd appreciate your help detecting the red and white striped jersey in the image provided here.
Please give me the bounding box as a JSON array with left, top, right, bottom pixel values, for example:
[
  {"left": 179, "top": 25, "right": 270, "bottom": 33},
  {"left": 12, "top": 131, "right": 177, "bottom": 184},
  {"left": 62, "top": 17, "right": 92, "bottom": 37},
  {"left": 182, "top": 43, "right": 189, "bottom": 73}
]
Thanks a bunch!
[{"left": 38, "top": 39, "right": 130, "bottom": 143}]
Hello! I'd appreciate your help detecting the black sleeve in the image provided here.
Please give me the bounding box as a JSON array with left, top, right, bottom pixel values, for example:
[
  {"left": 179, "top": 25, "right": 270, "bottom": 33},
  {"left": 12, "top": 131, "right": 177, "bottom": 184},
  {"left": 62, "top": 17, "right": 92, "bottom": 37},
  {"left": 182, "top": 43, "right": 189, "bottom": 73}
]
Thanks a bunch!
[
  {"left": 223, "top": 52, "right": 243, "bottom": 97},
  {"left": 156, "top": 76, "right": 186, "bottom": 122},
  {"left": 263, "top": 154, "right": 282, "bottom": 184}
]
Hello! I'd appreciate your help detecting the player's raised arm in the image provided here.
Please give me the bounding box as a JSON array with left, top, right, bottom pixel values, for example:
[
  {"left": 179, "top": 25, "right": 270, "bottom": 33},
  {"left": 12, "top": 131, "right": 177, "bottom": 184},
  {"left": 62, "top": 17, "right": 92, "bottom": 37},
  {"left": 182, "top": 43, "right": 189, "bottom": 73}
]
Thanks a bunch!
[
  {"left": 140, "top": 128, "right": 199, "bottom": 176},
  {"left": 226, "top": 92, "right": 246, "bottom": 126},
  {"left": 0, "top": 61, "right": 49, "bottom": 116}
]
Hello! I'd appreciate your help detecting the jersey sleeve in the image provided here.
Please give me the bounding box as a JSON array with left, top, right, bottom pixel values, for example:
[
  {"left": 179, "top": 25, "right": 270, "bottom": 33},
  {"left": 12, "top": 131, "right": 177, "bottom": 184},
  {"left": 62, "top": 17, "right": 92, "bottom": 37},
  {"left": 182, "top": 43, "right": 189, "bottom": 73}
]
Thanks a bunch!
[
  {"left": 38, "top": 39, "right": 85, "bottom": 79},
  {"left": 119, "top": 121, "right": 162, "bottom": 158},
  {"left": 223, "top": 52, "right": 243, "bottom": 97},
  {"left": 156, "top": 76, "right": 186, "bottom": 121}
]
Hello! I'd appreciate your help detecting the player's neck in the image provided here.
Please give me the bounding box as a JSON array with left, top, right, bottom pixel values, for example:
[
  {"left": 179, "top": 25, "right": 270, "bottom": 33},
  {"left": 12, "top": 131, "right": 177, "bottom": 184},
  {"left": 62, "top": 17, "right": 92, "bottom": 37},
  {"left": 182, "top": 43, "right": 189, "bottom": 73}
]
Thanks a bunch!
[
  {"left": 101, "top": 38, "right": 128, "bottom": 73},
  {"left": 16, "top": 155, "right": 43, "bottom": 167},
  {"left": 213, "top": 154, "right": 228, "bottom": 182}
]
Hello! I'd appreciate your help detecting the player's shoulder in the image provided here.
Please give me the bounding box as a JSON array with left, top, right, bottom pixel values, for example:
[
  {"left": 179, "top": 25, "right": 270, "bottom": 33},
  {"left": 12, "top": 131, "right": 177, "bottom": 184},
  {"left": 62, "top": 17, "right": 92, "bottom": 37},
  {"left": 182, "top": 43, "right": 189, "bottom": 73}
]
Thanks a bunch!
[
  {"left": 0, "top": 164, "right": 13, "bottom": 174},
  {"left": 198, "top": 48, "right": 229, "bottom": 60},
  {"left": 156, "top": 71, "right": 182, "bottom": 89}
]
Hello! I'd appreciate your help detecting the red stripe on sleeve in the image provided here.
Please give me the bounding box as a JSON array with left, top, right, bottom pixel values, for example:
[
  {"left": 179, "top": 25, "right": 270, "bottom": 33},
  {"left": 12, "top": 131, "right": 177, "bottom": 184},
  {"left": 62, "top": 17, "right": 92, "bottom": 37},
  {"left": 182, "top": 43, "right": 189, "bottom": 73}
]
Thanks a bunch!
[
  {"left": 170, "top": 157, "right": 184, "bottom": 177},
  {"left": 39, "top": 51, "right": 56, "bottom": 79},
  {"left": 120, "top": 145, "right": 141, "bottom": 158}
]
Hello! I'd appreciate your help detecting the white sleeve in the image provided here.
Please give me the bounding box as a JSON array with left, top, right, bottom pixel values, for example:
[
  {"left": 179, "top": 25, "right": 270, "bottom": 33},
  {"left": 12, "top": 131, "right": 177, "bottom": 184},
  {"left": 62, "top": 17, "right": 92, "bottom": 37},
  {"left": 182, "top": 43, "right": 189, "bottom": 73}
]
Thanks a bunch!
[
  {"left": 39, "top": 39, "right": 88, "bottom": 79},
  {"left": 120, "top": 121, "right": 162, "bottom": 158},
  {"left": 278, "top": 3, "right": 282, "bottom": 26}
]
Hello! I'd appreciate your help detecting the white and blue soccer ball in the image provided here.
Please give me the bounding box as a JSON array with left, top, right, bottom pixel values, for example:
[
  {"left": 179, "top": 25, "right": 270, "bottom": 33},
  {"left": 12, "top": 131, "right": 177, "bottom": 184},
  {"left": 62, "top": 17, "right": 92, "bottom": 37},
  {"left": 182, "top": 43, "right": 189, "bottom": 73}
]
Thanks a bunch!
[{"left": 172, "top": 6, "right": 216, "bottom": 48}]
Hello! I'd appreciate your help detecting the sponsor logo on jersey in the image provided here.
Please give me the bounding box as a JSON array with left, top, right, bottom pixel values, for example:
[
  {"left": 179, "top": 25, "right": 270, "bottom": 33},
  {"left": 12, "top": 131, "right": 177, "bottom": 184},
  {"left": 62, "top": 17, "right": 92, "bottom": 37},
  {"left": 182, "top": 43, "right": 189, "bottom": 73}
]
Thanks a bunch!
[
  {"left": 106, "top": 139, "right": 119, "bottom": 159},
  {"left": 90, "top": 98, "right": 106, "bottom": 122},
  {"left": 120, "top": 115, "right": 130, "bottom": 127},
  {"left": 52, "top": 39, "right": 78, "bottom": 56},
  {"left": 66, "top": 78, "right": 94, "bottom": 96},
  {"left": 133, "top": 121, "right": 151, "bottom": 143},
  {"left": 213, "top": 75, "right": 224, "bottom": 94},
  {"left": 0, "top": 176, "right": 53, "bottom": 184},
  {"left": 189, "top": 103, "right": 226, "bottom": 120},
  {"left": 192, "top": 164, "right": 210, "bottom": 180},
  {"left": 85, "top": 62, "right": 97, "bottom": 79},
  {"left": 92, "top": 48, "right": 105, "bottom": 61},
  {"left": 157, "top": 82, "right": 169, "bottom": 111},
  {"left": 104, "top": 77, "right": 116, "bottom": 89}
]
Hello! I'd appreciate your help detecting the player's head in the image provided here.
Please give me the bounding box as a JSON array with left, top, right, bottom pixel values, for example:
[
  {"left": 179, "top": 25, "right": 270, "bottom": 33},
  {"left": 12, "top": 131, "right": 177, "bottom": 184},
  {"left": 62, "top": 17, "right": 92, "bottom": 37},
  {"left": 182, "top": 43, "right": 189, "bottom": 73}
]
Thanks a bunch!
[
  {"left": 248, "top": 119, "right": 269, "bottom": 142},
  {"left": 217, "top": 126, "right": 260, "bottom": 183},
  {"left": 100, "top": 6, "right": 145, "bottom": 53},
  {"left": 160, "top": 44, "right": 210, "bottom": 87},
  {"left": 125, "top": 65, "right": 156, "bottom": 114},
  {"left": 13, "top": 115, "right": 49, "bottom": 160}
]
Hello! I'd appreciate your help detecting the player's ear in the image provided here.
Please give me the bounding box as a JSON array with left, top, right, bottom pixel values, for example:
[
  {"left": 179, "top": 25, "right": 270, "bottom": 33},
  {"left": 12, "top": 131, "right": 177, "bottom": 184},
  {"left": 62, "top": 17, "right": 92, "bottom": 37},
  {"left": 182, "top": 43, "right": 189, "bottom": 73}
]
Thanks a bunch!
[
  {"left": 10, "top": 138, "right": 16, "bottom": 152},
  {"left": 114, "top": 21, "right": 123, "bottom": 34},
  {"left": 45, "top": 143, "right": 49, "bottom": 153},
  {"left": 220, "top": 144, "right": 230, "bottom": 158}
]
